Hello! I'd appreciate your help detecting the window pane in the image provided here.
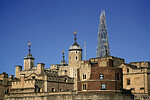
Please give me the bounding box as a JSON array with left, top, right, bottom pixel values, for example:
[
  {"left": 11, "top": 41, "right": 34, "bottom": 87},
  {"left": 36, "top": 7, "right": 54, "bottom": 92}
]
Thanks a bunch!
[
  {"left": 101, "top": 84, "right": 106, "bottom": 90},
  {"left": 100, "top": 74, "right": 103, "bottom": 79}
]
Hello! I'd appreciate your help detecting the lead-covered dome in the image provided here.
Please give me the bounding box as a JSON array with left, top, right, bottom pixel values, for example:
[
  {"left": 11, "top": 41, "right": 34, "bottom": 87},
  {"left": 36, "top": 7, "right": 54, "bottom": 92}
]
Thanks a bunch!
[
  {"left": 69, "top": 42, "right": 82, "bottom": 51},
  {"left": 59, "top": 50, "right": 68, "bottom": 66},
  {"left": 24, "top": 53, "right": 34, "bottom": 59},
  {"left": 59, "top": 59, "right": 68, "bottom": 66}
]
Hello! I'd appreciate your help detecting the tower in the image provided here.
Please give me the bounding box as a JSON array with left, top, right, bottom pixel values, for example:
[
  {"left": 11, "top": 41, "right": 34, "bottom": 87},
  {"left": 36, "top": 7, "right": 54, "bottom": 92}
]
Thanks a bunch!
[
  {"left": 68, "top": 30, "right": 82, "bottom": 90},
  {"left": 59, "top": 50, "right": 68, "bottom": 66},
  {"left": 23, "top": 42, "right": 35, "bottom": 70},
  {"left": 96, "top": 11, "right": 111, "bottom": 57}
]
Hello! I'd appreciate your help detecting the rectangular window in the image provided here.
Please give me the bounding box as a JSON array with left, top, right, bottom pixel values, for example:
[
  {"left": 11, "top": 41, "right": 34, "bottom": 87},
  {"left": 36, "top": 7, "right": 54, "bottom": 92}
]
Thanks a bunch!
[
  {"left": 127, "top": 79, "right": 130, "bottom": 85},
  {"left": 83, "top": 84, "right": 86, "bottom": 90},
  {"left": 101, "top": 84, "right": 106, "bottom": 90},
  {"left": 100, "top": 74, "right": 104, "bottom": 80}
]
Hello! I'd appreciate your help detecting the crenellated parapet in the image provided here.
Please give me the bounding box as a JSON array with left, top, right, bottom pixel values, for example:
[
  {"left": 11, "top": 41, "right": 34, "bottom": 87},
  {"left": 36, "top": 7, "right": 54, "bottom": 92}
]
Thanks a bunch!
[{"left": 130, "top": 61, "right": 150, "bottom": 68}]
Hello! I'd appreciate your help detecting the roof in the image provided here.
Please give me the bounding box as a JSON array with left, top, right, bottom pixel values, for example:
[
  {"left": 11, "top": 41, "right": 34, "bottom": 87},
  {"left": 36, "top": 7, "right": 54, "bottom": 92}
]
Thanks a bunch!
[
  {"left": 24, "top": 53, "right": 35, "bottom": 59},
  {"left": 59, "top": 60, "right": 68, "bottom": 66},
  {"left": 69, "top": 42, "right": 82, "bottom": 51}
]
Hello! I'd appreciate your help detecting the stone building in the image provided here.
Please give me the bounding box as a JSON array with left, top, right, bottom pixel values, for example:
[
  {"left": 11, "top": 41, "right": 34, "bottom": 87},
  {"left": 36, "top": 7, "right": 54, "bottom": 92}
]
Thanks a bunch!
[
  {"left": 50, "top": 32, "right": 82, "bottom": 91},
  {"left": 118, "top": 61, "right": 150, "bottom": 99},
  {"left": 0, "top": 72, "right": 16, "bottom": 100},
  {"left": 10, "top": 44, "right": 74, "bottom": 94}
]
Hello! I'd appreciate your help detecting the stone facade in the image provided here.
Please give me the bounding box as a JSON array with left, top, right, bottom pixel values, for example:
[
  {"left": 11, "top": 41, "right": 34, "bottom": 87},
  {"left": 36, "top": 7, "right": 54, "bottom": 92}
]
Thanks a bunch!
[
  {"left": 0, "top": 72, "right": 14, "bottom": 100},
  {"left": 118, "top": 62, "right": 150, "bottom": 99},
  {"left": 5, "top": 92, "right": 134, "bottom": 100},
  {"left": 50, "top": 34, "right": 82, "bottom": 91},
  {"left": 11, "top": 62, "right": 74, "bottom": 94}
]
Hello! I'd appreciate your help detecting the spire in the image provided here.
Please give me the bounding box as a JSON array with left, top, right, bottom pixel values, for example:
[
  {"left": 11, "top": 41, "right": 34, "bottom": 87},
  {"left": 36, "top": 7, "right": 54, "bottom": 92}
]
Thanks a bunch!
[
  {"left": 96, "top": 10, "right": 111, "bottom": 57},
  {"left": 28, "top": 42, "right": 31, "bottom": 54},
  {"left": 60, "top": 50, "right": 68, "bottom": 66},
  {"left": 24, "top": 42, "right": 34, "bottom": 59},
  {"left": 62, "top": 50, "right": 65, "bottom": 61},
  {"left": 73, "top": 30, "right": 79, "bottom": 46}
]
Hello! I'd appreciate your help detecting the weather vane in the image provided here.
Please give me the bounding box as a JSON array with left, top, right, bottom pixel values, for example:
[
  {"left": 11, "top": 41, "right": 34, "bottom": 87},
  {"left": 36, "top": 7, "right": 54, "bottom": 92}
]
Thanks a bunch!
[
  {"left": 62, "top": 50, "right": 64, "bottom": 60},
  {"left": 73, "top": 30, "right": 77, "bottom": 42},
  {"left": 28, "top": 42, "right": 31, "bottom": 54}
]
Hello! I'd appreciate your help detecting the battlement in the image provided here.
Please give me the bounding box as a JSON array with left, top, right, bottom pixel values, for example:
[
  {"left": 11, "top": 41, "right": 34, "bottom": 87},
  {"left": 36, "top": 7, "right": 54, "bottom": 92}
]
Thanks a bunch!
[
  {"left": 130, "top": 61, "right": 150, "bottom": 68},
  {"left": 50, "top": 64, "right": 59, "bottom": 69},
  {"left": 12, "top": 79, "right": 35, "bottom": 89},
  {"left": 84, "top": 56, "right": 124, "bottom": 67}
]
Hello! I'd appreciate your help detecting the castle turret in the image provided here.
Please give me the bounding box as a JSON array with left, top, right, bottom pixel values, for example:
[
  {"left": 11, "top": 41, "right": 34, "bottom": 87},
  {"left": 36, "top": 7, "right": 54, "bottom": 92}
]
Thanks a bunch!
[
  {"left": 68, "top": 31, "right": 82, "bottom": 90},
  {"left": 69, "top": 31, "right": 82, "bottom": 68},
  {"left": 23, "top": 42, "right": 35, "bottom": 70},
  {"left": 60, "top": 50, "right": 68, "bottom": 66},
  {"left": 15, "top": 65, "right": 22, "bottom": 78}
]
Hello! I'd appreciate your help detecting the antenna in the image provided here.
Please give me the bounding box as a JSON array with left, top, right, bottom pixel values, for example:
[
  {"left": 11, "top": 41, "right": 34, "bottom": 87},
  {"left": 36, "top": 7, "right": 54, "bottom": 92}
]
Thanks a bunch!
[{"left": 84, "top": 41, "right": 86, "bottom": 60}]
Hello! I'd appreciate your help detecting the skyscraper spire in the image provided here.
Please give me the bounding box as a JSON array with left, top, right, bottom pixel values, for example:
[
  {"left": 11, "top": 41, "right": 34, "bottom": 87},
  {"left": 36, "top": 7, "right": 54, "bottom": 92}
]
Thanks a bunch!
[{"left": 96, "top": 10, "right": 111, "bottom": 57}]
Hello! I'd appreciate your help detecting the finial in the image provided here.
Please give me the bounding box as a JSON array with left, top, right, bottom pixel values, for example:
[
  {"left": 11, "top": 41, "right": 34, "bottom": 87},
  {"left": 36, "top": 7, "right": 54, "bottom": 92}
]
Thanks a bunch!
[
  {"left": 62, "top": 50, "right": 64, "bottom": 60},
  {"left": 28, "top": 42, "right": 31, "bottom": 54},
  {"left": 73, "top": 30, "right": 77, "bottom": 42}
]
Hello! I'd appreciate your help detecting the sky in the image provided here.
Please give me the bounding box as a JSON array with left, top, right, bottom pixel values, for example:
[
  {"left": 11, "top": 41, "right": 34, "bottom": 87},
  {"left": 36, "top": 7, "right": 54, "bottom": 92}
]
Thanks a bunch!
[{"left": 0, "top": 0, "right": 150, "bottom": 75}]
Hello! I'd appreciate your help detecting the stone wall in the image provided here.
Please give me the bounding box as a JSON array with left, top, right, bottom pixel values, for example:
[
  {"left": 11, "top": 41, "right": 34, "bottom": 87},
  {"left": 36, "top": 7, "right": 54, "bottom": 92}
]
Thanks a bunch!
[{"left": 5, "top": 92, "right": 134, "bottom": 100}]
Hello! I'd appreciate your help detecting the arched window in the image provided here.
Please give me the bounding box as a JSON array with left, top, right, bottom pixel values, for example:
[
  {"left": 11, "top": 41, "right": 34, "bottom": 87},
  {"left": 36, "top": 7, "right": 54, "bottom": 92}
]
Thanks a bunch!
[
  {"left": 65, "top": 78, "right": 68, "bottom": 82},
  {"left": 83, "top": 84, "right": 86, "bottom": 90},
  {"left": 83, "top": 74, "right": 84, "bottom": 79},
  {"left": 76, "top": 56, "right": 77, "bottom": 60},
  {"left": 83, "top": 74, "right": 86, "bottom": 79},
  {"left": 52, "top": 88, "right": 55, "bottom": 92}
]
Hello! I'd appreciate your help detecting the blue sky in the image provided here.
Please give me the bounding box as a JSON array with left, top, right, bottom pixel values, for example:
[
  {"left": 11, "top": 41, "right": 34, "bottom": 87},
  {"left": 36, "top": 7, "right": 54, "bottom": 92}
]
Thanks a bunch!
[{"left": 0, "top": 0, "right": 150, "bottom": 75}]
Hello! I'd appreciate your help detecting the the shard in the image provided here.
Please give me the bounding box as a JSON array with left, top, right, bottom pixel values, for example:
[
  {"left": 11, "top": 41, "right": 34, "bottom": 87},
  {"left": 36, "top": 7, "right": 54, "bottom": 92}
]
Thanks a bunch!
[{"left": 96, "top": 11, "right": 111, "bottom": 57}]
